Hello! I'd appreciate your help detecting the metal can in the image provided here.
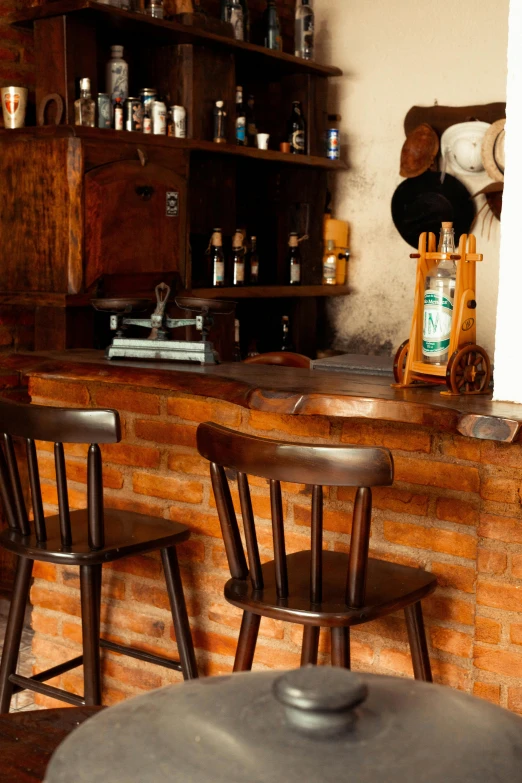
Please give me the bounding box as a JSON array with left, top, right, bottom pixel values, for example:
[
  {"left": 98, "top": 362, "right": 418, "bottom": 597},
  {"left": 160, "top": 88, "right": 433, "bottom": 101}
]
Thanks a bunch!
[
  {"left": 153, "top": 100, "right": 167, "bottom": 135},
  {"left": 124, "top": 97, "right": 142, "bottom": 131},
  {"left": 97, "top": 93, "right": 111, "bottom": 129},
  {"left": 172, "top": 105, "right": 186, "bottom": 138},
  {"left": 326, "top": 129, "right": 340, "bottom": 160},
  {"left": 140, "top": 87, "right": 157, "bottom": 118}
]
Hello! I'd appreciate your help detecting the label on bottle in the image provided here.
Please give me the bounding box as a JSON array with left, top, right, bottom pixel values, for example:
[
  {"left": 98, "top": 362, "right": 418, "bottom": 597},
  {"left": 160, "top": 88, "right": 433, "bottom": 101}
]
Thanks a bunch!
[
  {"left": 236, "top": 117, "right": 246, "bottom": 143},
  {"left": 292, "top": 130, "right": 305, "bottom": 151},
  {"left": 214, "top": 260, "right": 225, "bottom": 285},
  {"left": 290, "top": 264, "right": 301, "bottom": 283},
  {"left": 143, "top": 116, "right": 152, "bottom": 134},
  {"left": 230, "top": 8, "right": 244, "bottom": 39},
  {"left": 323, "top": 257, "right": 336, "bottom": 283},
  {"left": 422, "top": 291, "right": 453, "bottom": 357},
  {"left": 250, "top": 260, "right": 259, "bottom": 279},
  {"left": 114, "top": 107, "right": 123, "bottom": 131},
  {"left": 234, "top": 261, "right": 245, "bottom": 284}
]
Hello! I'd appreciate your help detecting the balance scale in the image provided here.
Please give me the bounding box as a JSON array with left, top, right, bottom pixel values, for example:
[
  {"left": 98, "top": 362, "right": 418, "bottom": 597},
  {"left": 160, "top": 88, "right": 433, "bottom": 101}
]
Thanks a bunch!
[{"left": 92, "top": 283, "right": 235, "bottom": 365}]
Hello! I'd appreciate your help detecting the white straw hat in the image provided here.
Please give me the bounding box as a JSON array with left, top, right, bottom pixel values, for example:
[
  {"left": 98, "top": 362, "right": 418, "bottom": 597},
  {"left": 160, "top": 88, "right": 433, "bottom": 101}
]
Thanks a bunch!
[
  {"left": 440, "top": 121, "right": 490, "bottom": 175},
  {"left": 481, "top": 119, "right": 505, "bottom": 182}
]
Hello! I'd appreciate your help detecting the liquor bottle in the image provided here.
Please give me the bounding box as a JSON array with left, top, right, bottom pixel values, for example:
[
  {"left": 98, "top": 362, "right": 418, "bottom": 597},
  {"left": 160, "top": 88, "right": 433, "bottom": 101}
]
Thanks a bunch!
[
  {"left": 231, "top": 230, "right": 246, "bottom": 286},
  {"left": 246, "top": 94, "right": 257, "bottom": 146},
  {"left": 213, "top": 100, "right": 227, "bottom": 144},
  {"left": 287, "top": 101, "right": 306, "bottom": 154},
  {"left": 220, "top": 0, "right": 229, "bottom": 21},
  {"left": 233, "top": 319, "right": 242, "bottom": 361},
  {"left": 287, "top": 232, "right": 301, "bottom": 285},
  {"left": 265, "top": 0, "right": 282, "bottom": 51},
  {"left": 235, "top": 86, "right": 246, "bottom": 146},
  {"left": 422, "top": 221, "right": 457, "bottom": 365},
  {"left": 229, "top": 0, "right": 244, "bottom": 40},
  {"left": 248, "top": 236, "right": 259, "bottom": 283},
  {"left": 294, "top": 0, "right": 314, "bottom": 60},
  {"left": 106, "top": 46, "right": 128, "bottom": 109},
  {"left": 240, "top": 0, "right": 250, "bottom": 41},
  {"left": 209, "top": 229, "right": 226, "bottom": 287},
  {"left": 322, "top": 239, "right": 337, "bottom": 285},
  {"left": 281, "top": 315, "right": 294, "bottom": 351},
  {"left": 74, "top": 78, "right": 95, "bottom": 127},
  {"left": 113, "top": 97, "right": 124, "bottom": 130}
]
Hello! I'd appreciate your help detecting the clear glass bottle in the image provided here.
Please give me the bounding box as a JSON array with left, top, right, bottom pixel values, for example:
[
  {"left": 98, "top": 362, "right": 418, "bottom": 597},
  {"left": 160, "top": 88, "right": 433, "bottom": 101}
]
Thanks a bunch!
[
  {"left": 322, "top": 239, "right": 337, "bottom": 285},
  {"left": 287, "top": 100, "right": 306, "bottom": 154},
  {"left": 74, "top": 78, "right": 95, "bottom": 127},
  {"left": 422, "top": 221, "right": 457, "bottom": 365},
  {"left": 249, "top": 236, "right": 259, "bottom": 283},
  {"left": 213, "top": 100, "right": 227, "bottom": 144},
  {"left": 232, "top": 229, "right": 245, "bottom": 286},
  {"left": 106, "top": 46, "right": 128, "bottom": 108},
  {"left": 209, "top": 229, "right": 226, "bottom": 287},
  {"left": 265, "top": 0, "right": 282, "bottom": 51},
  {"left": 229, "top": 0, "right": 244, "bottom": 40},
  {"left": 295, "top": 0, "right": 314, "bottom": 60},
  {"left": 235, "top": 86, "right": 246, "bottom": 146},
  {"left": 288, "top": 232, "right": 301, "bottom": 285}
]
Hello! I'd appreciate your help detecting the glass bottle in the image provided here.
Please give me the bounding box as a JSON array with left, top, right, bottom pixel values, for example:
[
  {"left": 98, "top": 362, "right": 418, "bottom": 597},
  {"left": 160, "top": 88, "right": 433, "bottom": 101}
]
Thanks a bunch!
[
  {"left": 209, "top": 229, "right": 226, "bottom": 287},
  {"left": 146, "top": 0, "right": 163, "bottom": 17},
  {"left": 422, "top": 221, "right": 457, "bottom": 365},
  {"left": 106, "top": 46, "right": 128, "bottom": 109},
  {"left": 240, "top": 0, "right": 250, "bottom": 41},
  {"left": 213, "top": 100, "right": 227, "bottom": 144},
  {"left": 322, "top": 239, "right": 337, "bottom": 285},
  {"left": 295, "top": 0, "right": 314, "bottom": 60},
  {"left": 287, "top": 101, "right": 306, "bottom": 154},
  {"left": 287, "top": 232, "right": 301, "bottom": 285},
  {"left": 265, "top": 0, "right": 282, "bottom": 51},
  {"left": 281, "top": 315, "right": 294, "bottom": 351},
  {"left": 233, "top": 319, "right": 242, "bottom": 361},
  {"left": 235, "top": 86, "right": 246, "bottom": 146},
  {"left": 246, "top": 94, "right": 257, "bottom": 146},
  {"left": 113, "top": 97, "right": 123, "bottom": 130},
  {"left": 229, "top": 0, "right": 244, "bottom": 40},
  {"left": 249, "top": 236, "right": 259, "bottom": 283},
  {"left": 220, "top": 0, "right": 229, "bottom": 21},
  {"left": 232, "top": 229, "right": 245, "bottom": 286},
  {"left": 74, "top": 78, "right": 95, "bottom": 127}
]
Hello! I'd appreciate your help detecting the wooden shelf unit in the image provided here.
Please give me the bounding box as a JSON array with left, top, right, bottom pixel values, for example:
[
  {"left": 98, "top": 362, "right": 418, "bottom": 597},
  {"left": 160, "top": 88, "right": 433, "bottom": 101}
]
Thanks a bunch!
[{"left": 193, "top": 285, "right": 350, "bottom": 298}]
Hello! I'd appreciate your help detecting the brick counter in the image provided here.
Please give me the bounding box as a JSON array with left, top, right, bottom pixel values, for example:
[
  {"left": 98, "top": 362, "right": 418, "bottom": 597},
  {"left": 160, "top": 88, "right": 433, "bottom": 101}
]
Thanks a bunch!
[{"left": 4, "top": 354, "right": 521, "bottom": 715}]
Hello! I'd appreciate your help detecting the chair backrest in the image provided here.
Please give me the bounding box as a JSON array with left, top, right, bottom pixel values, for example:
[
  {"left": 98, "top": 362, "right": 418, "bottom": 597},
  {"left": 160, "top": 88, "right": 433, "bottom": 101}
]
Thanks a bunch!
[
  {"left": 197, "top": 422, "right": 394, "bottom": 608},
  {"left": 243, "top": 352, "right": 311, "bottom": 369},
  {"left": 0, "top": 399, "right": 120, "bottom": 550}
]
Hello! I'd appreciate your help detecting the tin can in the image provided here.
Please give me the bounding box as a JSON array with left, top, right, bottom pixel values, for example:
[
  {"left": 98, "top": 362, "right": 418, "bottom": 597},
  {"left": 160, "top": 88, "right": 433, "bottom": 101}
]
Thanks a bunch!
[
  {"left": 140, "top": 88, "right": 157, "bottom": 118},
  {"left": 326, "top": 129, "right": 340, "bottom": 160},
  {"left": 153, "top": 100, "right": 167, "bottom": 135},
  {"left": 97, "top": 93, "right": 111, "bottom": 129},
  {"left": 172, "top": 105, "right": 186, "bottom": 138},
  {"left": 124, "top": 97, "right": 142, "bottom": 131}
]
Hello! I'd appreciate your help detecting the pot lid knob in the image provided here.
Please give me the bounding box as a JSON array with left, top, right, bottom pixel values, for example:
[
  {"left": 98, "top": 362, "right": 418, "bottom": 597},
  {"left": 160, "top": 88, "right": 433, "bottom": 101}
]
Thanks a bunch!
[{"left": 273, "top": 665, "right": 368, "bottom": 736}]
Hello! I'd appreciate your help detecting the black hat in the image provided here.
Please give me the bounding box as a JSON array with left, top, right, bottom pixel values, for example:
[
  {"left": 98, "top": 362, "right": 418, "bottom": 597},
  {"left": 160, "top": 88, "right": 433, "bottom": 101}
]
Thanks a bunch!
[{"left": 391, "top": 171, "right": 476, "bottom": 248}]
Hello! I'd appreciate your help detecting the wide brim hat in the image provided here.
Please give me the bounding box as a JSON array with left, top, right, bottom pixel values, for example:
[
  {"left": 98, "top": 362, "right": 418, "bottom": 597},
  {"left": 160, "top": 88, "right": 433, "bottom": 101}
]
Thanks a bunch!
[
  {"left": 400, "top": 123, "right": 439, "bottom": 178},
  {"left": 481, "top": 119, "right": 505, "bottom": 182},
  {"left": 391, "top": 171, "right": 476, "bottom": 249},
  {"left": 440, "top": 121, "right": 490, "bottom": 175}
]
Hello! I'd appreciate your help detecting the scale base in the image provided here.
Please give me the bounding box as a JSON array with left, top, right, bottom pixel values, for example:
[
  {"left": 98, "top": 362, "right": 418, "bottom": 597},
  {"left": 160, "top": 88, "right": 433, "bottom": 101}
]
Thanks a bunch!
[{"left": 106, "top": 338, "right": 220, "bottom": 365}]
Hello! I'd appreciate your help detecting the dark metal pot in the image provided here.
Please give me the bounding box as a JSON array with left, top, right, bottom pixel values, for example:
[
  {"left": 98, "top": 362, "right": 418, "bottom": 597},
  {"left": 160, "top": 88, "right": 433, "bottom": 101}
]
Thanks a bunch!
[{"left": 45, "top": 666, "right": 522, "bottom": 782}]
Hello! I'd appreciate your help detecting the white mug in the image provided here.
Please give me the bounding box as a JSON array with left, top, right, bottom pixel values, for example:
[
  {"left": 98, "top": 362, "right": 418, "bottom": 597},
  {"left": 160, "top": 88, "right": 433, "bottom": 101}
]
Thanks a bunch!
[
  {"left": 1, "top": 86, "right": 28, "bottom": 129},
  {"left": 256, "top": 133, "right": 270, "bottom": 150}
]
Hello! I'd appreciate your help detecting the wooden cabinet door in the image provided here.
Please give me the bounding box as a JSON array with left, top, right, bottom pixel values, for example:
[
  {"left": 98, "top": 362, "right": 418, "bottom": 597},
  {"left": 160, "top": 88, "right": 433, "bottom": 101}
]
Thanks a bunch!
[{"left": 84, "top": 160, "right": 187, "bottom": 290}]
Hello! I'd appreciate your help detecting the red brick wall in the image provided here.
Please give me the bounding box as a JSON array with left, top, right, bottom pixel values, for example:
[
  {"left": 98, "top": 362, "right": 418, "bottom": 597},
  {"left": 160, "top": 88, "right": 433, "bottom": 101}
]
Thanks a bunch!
[{"left": 25, "top": 375, "right": 522, "bottom": 714}]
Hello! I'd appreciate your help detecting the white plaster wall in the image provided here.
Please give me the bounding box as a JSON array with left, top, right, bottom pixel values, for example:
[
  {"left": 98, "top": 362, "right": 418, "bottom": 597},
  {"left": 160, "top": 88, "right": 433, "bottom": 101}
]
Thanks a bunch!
[{"left": 314, "top": 0, "right": 509, "bottom": 357}]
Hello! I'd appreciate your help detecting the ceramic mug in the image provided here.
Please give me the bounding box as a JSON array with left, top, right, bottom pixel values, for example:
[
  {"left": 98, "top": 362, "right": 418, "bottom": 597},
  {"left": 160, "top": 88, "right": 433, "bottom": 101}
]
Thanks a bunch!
[
  {"left": 1, "top": 87, "right": 28, "bottom": 129},
  {"left": 256, "top": 133, "right": 270, "bottom": 150}
]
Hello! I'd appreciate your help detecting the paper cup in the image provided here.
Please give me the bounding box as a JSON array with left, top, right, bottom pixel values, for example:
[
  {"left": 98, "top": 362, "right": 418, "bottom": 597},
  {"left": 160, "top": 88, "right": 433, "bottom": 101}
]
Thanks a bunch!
[
  {"left": 1, "top": 87, "right": 28, "bottom": 129},
  {"left": 256, "top": 133, "right": 270, "bottom": 150}
]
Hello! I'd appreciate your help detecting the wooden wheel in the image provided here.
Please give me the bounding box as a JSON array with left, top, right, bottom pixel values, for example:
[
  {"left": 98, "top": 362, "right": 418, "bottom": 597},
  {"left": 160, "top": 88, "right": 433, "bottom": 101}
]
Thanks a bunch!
[
  {"left": 446, "top": 344, "right": 492, "bottom": 395},
  {"left": 393, "top": 339, "right": 410, "bottom": 383}
]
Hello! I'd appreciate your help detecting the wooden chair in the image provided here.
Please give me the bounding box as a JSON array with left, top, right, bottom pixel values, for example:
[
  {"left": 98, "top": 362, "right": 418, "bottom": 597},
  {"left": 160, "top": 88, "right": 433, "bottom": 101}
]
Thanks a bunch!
[
  {"left": 197, "top": 422, "right": 436, "bottom": 680},
  {"left": 0, "top": 399, "right": 198, "bottom": 714},
  {"left": 243, "top": 352, "right": 311, "bottom": 369}
]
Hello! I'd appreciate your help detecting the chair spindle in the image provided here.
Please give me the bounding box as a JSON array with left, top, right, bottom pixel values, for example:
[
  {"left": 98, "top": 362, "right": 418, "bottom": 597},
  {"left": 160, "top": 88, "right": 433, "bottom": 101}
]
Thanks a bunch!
[
  {"left": 210, "top": 463, "right": 248, "bottom": 579},
  {"left": 270, "top": 479, "right": 288, "bottom": 599},
  {"left": 26, "top": 439, "right": 46, "bottom": 543},
  {"left": 87, "top": 444, "right": 104, "bottom": 550},
  {"left": 237, "top": 472, "right": 263, "bottom": 590},
  {"left": 346, "top": 487, "right": 372, "bottom": 608},
  {"left": 54, "top": 442, "right": 72, "bottom": 548},
  {"left": 0, "top": 440, "right": 21, "bottom": 532},
  {"left": 3, "top": 434, "right": 30, "bottom": 536},
  {"left": 310, "top": 485, "right": 323, "bottom": 604}
]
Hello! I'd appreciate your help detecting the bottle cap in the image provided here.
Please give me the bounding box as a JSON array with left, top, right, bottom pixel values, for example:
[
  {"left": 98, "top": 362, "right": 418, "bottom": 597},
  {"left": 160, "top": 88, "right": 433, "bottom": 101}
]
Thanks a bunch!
[
  {"left": 441, "top": 221, "right": 453, "bottom": 229},
  {"left": 289, "top": 232, "right": 299, "bottom": 247},
  {"left": 80, "top": 78, "right": 91, "bottom": 91},
  {"left": 111, "top": 45, "right": 124, "bottom": 57},
  {"left": 216, "top": 100, "right": 224, "bottom": 108},
  {"left": 232, "top": 231, "right": 244, "bottom": 249}
]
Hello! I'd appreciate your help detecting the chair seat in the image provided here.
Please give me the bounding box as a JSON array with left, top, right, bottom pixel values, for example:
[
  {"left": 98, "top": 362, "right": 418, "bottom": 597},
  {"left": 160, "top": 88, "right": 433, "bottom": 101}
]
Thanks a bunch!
[
  {"left": 225, "top": 550, "right": 437, "bottom": 627},
  {"left": 0, "top": 508, "right": 189, "bottom": 565}
]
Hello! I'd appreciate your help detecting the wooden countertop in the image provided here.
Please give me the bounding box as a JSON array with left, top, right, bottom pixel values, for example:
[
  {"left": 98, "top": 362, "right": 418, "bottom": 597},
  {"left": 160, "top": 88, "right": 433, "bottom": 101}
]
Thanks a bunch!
[{"left": 3, "top": 350, "right": 521, "bottom": 443}]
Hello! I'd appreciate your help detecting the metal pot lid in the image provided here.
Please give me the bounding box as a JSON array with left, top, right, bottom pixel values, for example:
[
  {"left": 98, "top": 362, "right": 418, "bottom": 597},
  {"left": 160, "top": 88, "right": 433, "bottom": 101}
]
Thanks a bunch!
[{"left": 45, "top": 666, "right": 522, "bottom": 783}]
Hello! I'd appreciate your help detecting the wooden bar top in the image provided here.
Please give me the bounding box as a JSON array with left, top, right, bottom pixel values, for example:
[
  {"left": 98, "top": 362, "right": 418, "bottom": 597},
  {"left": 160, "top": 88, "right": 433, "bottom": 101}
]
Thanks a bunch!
[{"left": 2, "top": 350, "right": 521, "bottom": 443}]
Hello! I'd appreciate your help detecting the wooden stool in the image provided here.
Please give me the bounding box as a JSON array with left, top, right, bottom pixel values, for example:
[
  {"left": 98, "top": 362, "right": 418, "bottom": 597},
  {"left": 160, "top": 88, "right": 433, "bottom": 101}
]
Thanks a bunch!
[
  {"left": 0, "top": 400, "right": 198, "bottom": 714},
  {"left": 197, "top": 423, "right": 436, "bottom": 679},
  {"left": 243, "top": 352, "right": 311, "bottom": 369}
]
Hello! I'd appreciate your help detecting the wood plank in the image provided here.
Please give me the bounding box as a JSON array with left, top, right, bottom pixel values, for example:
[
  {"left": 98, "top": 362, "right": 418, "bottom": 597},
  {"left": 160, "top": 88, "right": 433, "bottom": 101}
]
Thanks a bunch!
[
  {"left": 2, "top": 349, "right": 521, "bottom": 443},
  {"left": 192, "top": 285, "right": 351, "bottom": 298},
  {"left": 404, "top": 103, "right": 506, "bottom": 138}
]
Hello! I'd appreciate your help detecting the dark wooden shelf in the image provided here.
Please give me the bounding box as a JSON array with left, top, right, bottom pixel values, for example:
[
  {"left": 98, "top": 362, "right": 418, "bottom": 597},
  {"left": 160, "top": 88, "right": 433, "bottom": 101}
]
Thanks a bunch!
[
  {"left": 10, "top": 0, "right": 342, "bottom": 79},
  {"left": 192, "top": 285, "right": 351, "bottom": 299},
  {"left": 0, "top": 126, "right": 347, "bottom": 170}
]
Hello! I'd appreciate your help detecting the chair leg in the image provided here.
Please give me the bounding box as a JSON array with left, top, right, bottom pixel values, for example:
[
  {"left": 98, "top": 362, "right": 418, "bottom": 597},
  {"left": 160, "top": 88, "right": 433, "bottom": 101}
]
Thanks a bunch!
[
  {"left": 161, "top": 547, "right": 198, "bottom": 680},
  {"left": 80, "top": 564, "right": 102, "bottom": 706},
  {"left": 0, "top": 557, "right": 33, "bottom": 713},
  {"left": 331, "top": 627, "right": 351, "bottom": 668},
  {"left": 300, "top": 626, "right": 320, "bottom": 666},
  {"left": 233, "top": 611, "right": 260, "bottom": 672},
  {"left": 405, "top": 601, "right": 432, "bottom": 682}
]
